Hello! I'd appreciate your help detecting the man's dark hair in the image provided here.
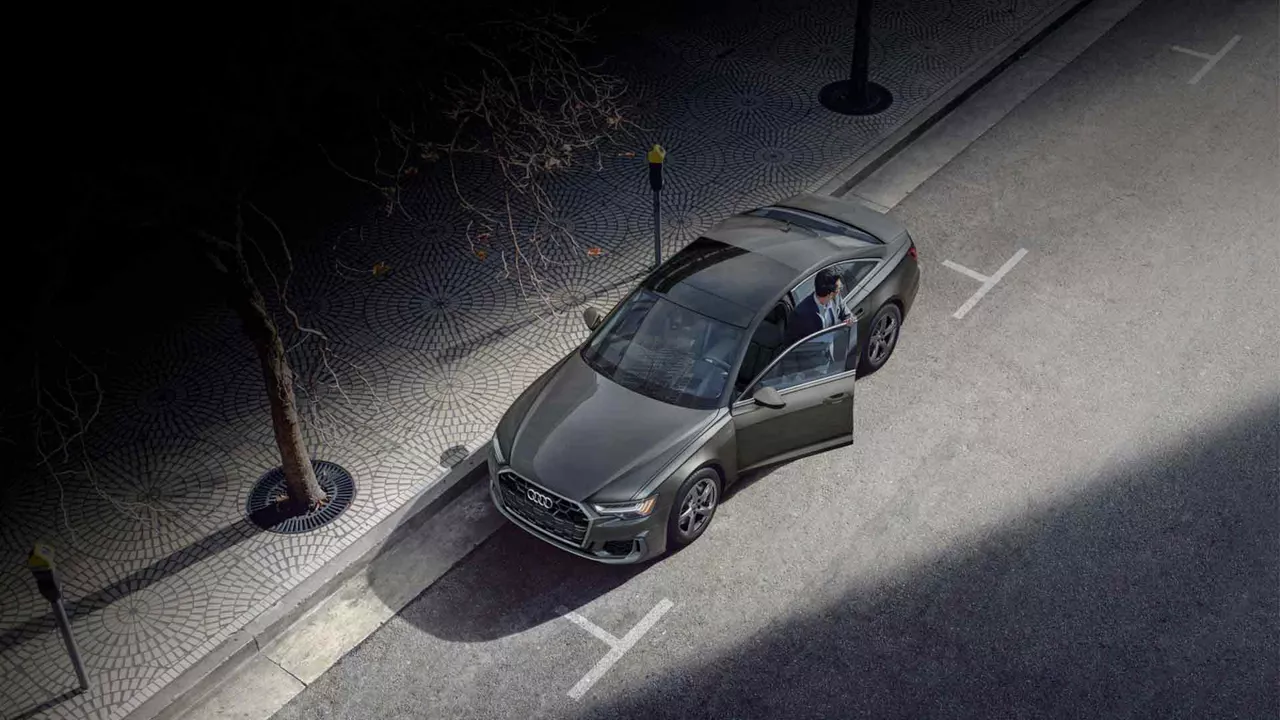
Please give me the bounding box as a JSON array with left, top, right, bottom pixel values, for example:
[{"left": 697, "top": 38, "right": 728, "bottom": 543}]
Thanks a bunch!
[{"left": 814, "top": 268, "right": 840, "bottom": 297}]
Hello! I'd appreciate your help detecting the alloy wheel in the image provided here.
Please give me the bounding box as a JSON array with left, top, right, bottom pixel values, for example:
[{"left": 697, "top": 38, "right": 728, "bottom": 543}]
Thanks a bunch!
[
  {"left": 677, "top": 477, "right": 718, "bottom": 538},
  {"left": 868, "top": 313, "right": 898, "bottom": 365}
]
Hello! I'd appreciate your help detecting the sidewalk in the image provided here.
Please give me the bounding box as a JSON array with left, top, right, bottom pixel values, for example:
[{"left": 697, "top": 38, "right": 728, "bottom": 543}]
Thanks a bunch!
[{"left": 1, "top": 0, "right": 1084, "bottom": 717}]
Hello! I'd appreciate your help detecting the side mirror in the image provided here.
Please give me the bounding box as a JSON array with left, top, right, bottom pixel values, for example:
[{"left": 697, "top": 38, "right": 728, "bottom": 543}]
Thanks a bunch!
[
  {"left": 583, "top": 306, "right": 604, "bottom": 330},
  {"left": 753, "top": 386, "right": 786, "bottom": 409}
]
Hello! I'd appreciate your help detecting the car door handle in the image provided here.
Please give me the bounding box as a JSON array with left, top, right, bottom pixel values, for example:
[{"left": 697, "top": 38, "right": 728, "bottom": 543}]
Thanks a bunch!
[{"left": 822, "top": 392, "right": 849, "bottom": 404}]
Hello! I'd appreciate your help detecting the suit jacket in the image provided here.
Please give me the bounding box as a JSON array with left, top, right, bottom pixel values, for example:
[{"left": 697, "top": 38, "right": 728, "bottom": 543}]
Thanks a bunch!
[{"left": 784, "top": 293, "right": 850, "bottom": 348}]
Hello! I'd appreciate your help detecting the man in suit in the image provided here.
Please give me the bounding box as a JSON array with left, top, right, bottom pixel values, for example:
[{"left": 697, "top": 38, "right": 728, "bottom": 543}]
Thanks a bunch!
[
  {"left": 776, "top": 268, "right": 854, "bottom": 383},
  {"left": 785, "top": 268, "right": 852, "bottom": 347}
]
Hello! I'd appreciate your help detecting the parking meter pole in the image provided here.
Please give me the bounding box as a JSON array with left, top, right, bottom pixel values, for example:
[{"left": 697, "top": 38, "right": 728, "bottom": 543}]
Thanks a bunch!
[
  {"left": 818, "top": 0, "right": 892, "bottom": 115},
  {"left": 29, "top": 543, "right": 90, "bottom": 691},
  {"left": 53, "top": 598, "right": 89, "bottom": 690},
  {"left": 647, "top": 144, "right": 666, "bottom": 268},
  {"left": 848, "top": 0, "right": 872, "bottom": 101}
]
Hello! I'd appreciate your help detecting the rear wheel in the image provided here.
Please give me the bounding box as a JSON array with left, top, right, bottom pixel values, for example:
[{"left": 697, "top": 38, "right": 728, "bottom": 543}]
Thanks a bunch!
[
  {"left": 666, "top": 468, "right": 722, "bottom": 550},
  {"left": 858, "top": 302, "right": 902, "bottom": 376}
]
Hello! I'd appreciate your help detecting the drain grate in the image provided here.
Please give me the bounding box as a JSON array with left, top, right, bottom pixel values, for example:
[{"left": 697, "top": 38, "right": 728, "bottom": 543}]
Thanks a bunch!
[{"left": 246, "top": 460, "right": 356, "bottom": 534}]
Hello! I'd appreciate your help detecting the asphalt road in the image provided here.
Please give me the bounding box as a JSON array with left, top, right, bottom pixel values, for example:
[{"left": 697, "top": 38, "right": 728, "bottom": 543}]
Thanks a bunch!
[{"left": 274, "top": 0, "right": 1279, "bottom": 717}]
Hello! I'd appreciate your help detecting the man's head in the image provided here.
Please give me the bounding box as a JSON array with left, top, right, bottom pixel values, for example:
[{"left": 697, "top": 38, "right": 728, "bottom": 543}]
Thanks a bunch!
[{"left": 814, "top": 269, "right": 842, "bottom": 303}]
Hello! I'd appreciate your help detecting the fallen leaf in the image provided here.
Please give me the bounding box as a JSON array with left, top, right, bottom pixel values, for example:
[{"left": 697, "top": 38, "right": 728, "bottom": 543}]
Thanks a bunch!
[
  {"left": 372, "top": 261, "right": 391, "bottom": 277},
  {"left": 475, "top": 249, "right": 488, "bottom": 260},
  {"left": 587, "top": 247, "right": 602, "bottom": 257}
]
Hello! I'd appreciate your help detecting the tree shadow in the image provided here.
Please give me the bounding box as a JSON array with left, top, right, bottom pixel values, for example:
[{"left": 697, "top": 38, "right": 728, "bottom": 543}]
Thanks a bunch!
[{"left": 571, "top": 395, "right": 1280, "bottom": 719}]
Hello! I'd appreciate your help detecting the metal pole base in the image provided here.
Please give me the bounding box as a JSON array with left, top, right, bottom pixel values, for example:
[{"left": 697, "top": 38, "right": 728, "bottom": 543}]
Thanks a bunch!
[{"left": 818, "top": 80, "right": 894, "bottom": 116}]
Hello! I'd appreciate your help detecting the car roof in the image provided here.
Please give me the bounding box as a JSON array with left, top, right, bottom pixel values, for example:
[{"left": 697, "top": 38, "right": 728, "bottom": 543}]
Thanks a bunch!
[{"left": 642, "top": 195, "right": 894, "bottom": 327}]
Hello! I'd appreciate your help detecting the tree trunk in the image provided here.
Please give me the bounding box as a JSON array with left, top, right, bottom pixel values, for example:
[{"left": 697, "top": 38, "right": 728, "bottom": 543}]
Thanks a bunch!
[{"left": 206, "top": 232, "right": 326, "bottom": 509}]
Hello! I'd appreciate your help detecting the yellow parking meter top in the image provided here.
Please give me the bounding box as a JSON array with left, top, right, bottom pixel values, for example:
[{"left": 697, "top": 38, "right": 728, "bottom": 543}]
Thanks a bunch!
[
  {"left": 647, "top": 144, "right": 666, "bottom": 164},
  {"left": 28, "top": 542, "right": 55, "bottom": 571}
]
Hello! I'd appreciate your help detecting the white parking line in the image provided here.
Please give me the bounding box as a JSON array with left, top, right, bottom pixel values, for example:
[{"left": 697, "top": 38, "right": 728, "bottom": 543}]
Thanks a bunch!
[
  {"left": 942, "top": 248, "right": 1028, "bottom": 319},
  {"left": 558, "top": 599, "right": 674, "bottom": 701},
  {"left": 1170, "top": 34, "right": 1242, "bottom": 84}
]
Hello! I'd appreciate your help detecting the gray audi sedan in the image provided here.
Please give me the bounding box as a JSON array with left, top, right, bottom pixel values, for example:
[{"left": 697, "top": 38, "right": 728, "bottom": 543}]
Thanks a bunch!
[{"left": 488, "top": 193, "right": 920, "bottom": 563}]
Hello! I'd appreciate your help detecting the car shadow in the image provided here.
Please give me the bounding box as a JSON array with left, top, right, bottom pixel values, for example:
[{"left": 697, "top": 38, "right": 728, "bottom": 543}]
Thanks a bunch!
[{"left": 389, "top": 519, "right": 649, "bottom": 643}]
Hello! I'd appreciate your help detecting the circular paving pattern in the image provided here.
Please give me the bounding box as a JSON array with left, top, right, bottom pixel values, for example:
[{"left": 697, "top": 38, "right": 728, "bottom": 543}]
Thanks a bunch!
[
  {"left": 873, "top": 0, "right": 955, "bottom": 32},
  {"left": 93, "top": 351, "right": 244, "bottom": 454},
  {"left": 688, "top": 71, "right": 816, "bottom": 136},
  {"left": 63, "top": 437, "right": 243, "bottom": 564},
  {"left": 880, "top": 21, "right": 980, "bottom": 74},
  {"left": 0, "top": 469, "right": 63, "bottom": 561},
  {"left": 220, "top": 338, "right": 401, "bottom": 448},
  {"left": 363, "top": 257, "right": 520, "bottom": 354},
  {"left": 770, "top": 18, "right": 889, "bottom": 81},
  {"left": 245, "top": 461, "right": 356, "bottom": 534},
  {"left": 73, "top": 565, "right": 212, "bottom": 668},
  {"left": 722, "top": 129, "right": 827, "bottom": 201}
]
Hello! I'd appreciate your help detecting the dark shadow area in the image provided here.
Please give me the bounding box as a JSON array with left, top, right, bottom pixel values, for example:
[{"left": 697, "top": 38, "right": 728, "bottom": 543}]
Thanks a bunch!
[
  {"left": 388, "top": 521, "right": 649, "bottom": 643},
  {"left": 8, "top": 688, "right": 84, "bottom": 720},
  {"left": 569, "top": 395, "right": 1280, "bottom": 719}
]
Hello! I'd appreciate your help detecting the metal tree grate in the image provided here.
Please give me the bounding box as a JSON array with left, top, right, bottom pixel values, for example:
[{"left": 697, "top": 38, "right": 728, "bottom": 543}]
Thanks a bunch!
[{"left": 246, "top": 460, "right": 356, "bottom": 534}]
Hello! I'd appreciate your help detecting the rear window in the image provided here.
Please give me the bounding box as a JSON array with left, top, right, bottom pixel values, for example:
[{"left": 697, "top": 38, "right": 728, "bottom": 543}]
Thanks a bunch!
[{"left": 746, "top": 207, "right": 880, "bottom": 244}]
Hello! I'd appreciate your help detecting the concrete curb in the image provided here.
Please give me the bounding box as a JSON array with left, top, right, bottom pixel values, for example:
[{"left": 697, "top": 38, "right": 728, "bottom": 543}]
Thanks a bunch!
[
  {"left": 813, "top": 0, "right": 1101, "bottom": 198},
  {"left": 128, "top": 448, "right": 489, "bottom": 720},
  {"left": 124, "top": 2, "right": 1126, "bottom": 715}
]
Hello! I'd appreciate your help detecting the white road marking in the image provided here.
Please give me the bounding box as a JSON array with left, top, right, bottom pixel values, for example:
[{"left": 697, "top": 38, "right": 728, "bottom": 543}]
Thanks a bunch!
[
  {"left": 1170, "top": 35, "right": 1242, "bottom": 84},
  {"left": 944, "top": 248, "right": 1028, "bottom": 320},
  {"left": 558, "top": 599, "right": 674, "bottom": 701},
  {"left": 940, "top": 260, "right": 991, "bottom": 284}
]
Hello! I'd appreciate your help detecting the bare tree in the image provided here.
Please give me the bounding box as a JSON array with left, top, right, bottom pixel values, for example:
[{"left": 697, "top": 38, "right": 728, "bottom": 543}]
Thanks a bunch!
[
  {"left": 331, "top": 12, "right": 639, "bottom": 302},
  {"left": 201, "top": 206, "right": 327, "bottom": 508}
]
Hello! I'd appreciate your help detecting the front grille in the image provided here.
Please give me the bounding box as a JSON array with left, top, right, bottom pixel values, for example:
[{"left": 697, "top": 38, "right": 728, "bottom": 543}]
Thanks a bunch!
[{"left": 497, "top": 470, "right": 590, "bottom": 546}]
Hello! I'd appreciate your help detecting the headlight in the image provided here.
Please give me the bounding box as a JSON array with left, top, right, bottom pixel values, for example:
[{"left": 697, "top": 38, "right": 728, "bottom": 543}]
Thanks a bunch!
[
  {"left": 490, "top": 434, "right": 505, "bottom": 464},
  {"left": 591, "top": 496, "right": 657, "bottom": 520}
]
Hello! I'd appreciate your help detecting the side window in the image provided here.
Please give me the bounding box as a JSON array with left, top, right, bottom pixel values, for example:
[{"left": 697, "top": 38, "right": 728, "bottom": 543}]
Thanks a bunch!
[
  {"left": 752, "top": 325, "right": 854, "bottom": 393},
  {"left": 836, "top": 260, "right": 878, "bottom": 299},
  {"left": 735, "top": 301, "right": 790, "bottom": 394},
  {"left": 791, "top": 260, "right": 878, "bottom": 305}
]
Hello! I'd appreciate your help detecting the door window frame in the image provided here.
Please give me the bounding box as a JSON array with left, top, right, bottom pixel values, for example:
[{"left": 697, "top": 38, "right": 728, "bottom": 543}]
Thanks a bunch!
[
  {"left": 790, "top": 259, "right": 883, "bottom": 308},
  {"left": 731, "top": 323, "right": 858, "bottom": 410}
]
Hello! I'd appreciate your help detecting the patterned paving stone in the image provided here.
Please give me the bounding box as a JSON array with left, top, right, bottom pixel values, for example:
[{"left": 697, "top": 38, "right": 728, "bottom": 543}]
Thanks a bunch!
[
  {"left": 219, "top": 337, "right": 404, "bottom": 449},
  {"left": 70, "top": 562, "right": 215, "bottom": 671},
  {"left": 687, "top": 71, "right": 820, "bottom": 136},
  {"left": 60, "top": 437, "right": 244, "bottom": 566},
  {"left": 88, "top": 351, "right": 243, "bottom": 456},
  {"left": 363, "top": 256, "right": 522, "bottom": 354},
  {"left": 722, "top": 126, "right": 833, "bottom": 202},
  {"left": 875, "top": 0, "right": 957, "bottom": 32},
  {"left": 768, "top": 16, "right": 892, "bottom": 82}
]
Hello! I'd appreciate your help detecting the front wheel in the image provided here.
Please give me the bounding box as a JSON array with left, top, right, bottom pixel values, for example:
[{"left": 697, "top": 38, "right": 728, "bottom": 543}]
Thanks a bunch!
[
  {"left": 858, "top": 302, "right": 902, "bottom": 376},
  {"left": 666, "top": 468, "right": 722, "bottom": 550}
]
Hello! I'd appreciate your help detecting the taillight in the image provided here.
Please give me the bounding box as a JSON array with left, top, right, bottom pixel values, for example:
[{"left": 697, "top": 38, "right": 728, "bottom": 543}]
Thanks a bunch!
[{"left": 907, "top": 243, "right": 918, "bottom": 261}]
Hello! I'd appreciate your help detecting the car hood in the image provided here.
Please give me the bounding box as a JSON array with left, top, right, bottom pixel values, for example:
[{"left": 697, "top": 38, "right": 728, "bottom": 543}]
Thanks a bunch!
[{"left": 505, "top": 353, "right": 719, "bottom": 503}]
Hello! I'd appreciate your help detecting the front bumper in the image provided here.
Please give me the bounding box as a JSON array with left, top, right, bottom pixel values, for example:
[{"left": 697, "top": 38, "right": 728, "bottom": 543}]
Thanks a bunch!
[{"left": 487, "top": 456, "right": 664, "bottom": 564}]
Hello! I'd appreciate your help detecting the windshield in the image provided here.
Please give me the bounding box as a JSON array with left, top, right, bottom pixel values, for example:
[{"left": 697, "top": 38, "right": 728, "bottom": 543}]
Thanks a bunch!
[{"left": 580, "top": 289, "right": 744, "bottom": 409}]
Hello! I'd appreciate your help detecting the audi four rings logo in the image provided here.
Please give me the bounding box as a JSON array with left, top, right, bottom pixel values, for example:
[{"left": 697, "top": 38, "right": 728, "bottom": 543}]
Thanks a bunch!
[{"left": 526, "top": 488, "right": 554, "bottom": 509}]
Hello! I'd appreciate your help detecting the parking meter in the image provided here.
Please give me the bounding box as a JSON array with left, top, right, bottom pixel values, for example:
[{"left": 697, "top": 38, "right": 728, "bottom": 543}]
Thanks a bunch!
[{"left": 28, "top": 542, "right": 90, "bottom": 691}]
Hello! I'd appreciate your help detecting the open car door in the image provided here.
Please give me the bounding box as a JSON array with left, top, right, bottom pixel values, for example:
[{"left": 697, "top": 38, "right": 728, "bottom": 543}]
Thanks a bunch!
[{"left": 730, "top": 323, "right": 857, "bottom": 473}]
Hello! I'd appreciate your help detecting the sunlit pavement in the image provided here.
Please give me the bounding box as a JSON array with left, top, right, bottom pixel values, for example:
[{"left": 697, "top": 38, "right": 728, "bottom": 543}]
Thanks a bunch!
[{"left": 275, "top": 0, "right": 1279, "bottom": 717}]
